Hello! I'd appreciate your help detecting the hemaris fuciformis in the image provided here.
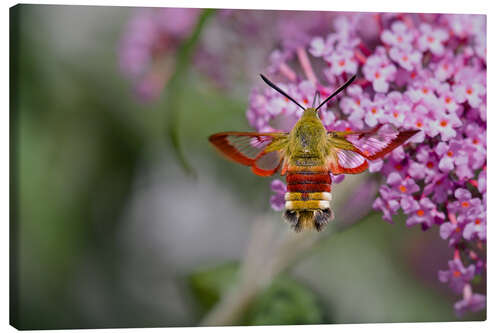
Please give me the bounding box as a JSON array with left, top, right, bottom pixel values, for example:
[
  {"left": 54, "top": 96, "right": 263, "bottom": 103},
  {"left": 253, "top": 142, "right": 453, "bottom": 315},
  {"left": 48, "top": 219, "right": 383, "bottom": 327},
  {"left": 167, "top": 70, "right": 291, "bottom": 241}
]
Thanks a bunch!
[{"left": 209, "top": 74, "right": 418, "bottom": 232}]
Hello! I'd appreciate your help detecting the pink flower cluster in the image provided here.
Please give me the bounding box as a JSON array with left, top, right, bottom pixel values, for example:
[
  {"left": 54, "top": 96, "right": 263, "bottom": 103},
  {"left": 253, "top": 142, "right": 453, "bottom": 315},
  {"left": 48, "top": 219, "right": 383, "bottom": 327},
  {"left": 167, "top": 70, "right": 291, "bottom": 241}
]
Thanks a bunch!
[
  {"left": 119, "top": 9, "right": 340, "bottom": 99},
  {"left": 119, "top": 8, "right": 486, "bottom": 317},
  {"left": 118, "top": 8, "right": 200, "bottom": 101},
  {"left": 250, "top": 13, "right": 486, "bottom": 316}
]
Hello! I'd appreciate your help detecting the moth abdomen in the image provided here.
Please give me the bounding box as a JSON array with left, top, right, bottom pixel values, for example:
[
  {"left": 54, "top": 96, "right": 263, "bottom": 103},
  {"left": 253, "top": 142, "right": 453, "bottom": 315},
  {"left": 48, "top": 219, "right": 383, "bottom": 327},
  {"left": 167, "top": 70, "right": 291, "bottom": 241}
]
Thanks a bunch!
[
  {"left": 283, "top": 171, "right": 334, "bottom": 231},
  {"left": 285, "top": 171, "right": 332, "bottom": 194}
]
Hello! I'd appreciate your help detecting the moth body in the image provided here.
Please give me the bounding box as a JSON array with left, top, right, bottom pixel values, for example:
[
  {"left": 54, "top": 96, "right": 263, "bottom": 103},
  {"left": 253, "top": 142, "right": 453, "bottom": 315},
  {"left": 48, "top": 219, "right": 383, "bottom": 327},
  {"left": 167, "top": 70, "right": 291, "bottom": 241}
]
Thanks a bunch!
[
  {"left": 283, "top": 108, "right": 333, "bottom": 231},
  {"left": 209, "top": 74, "right": 419, "bottom": 232}
]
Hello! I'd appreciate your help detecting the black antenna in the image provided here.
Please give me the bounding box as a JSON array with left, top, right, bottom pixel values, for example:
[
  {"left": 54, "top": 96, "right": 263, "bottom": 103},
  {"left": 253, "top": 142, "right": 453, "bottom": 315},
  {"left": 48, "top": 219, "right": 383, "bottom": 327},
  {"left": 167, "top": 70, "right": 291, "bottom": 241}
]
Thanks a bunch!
[
  {"left": 315, "top": 75, "right": 356, "bottom": 111},
  {"left": 260, "top": 74, "right": 305, "bottom": 111}
]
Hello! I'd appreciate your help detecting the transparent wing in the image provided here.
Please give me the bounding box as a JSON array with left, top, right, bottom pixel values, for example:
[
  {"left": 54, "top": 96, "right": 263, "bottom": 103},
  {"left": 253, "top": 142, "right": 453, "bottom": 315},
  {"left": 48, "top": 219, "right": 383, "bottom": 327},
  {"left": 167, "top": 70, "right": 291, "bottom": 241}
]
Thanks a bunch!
[
  {"left": 327, "top": 124, "right": 418, "bottom": 174},
  {"left": 329, "top": 124, "right": 418, "bottom": 161},
  {"left": 329, "top": 148, "right": 369, "bottom": 175},
  {"left": 209, "top": 132, "right": 288, "bottom": 176}
]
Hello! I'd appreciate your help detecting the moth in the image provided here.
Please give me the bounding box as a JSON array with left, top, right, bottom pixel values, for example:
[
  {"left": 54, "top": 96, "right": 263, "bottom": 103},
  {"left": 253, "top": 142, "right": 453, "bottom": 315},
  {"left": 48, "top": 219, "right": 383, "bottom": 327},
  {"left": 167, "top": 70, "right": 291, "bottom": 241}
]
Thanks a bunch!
[{"left": 209, "top": 74, "right": 418, "bottom": 232}]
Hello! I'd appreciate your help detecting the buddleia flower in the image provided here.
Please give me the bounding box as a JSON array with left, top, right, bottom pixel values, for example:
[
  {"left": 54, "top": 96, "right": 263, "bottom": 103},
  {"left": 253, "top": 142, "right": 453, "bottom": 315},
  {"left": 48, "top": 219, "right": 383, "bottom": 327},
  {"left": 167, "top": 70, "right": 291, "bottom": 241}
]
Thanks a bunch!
[{"left": 246, "top": 12, "right": 486, "bottom": 316}]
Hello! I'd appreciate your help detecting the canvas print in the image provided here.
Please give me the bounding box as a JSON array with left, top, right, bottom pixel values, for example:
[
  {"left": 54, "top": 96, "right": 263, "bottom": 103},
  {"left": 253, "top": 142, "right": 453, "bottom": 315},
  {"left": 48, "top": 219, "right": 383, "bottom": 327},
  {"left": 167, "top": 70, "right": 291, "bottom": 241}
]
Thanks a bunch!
[{"left": 10, "top": 4, "right": 486, "bottom": 329}]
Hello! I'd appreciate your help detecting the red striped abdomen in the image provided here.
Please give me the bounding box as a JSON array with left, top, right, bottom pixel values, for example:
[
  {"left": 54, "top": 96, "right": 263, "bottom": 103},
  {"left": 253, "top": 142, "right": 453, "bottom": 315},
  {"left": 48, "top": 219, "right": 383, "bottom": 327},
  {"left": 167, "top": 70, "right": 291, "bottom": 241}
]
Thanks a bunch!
[
  {"left": 286, "top": 172, "right": 332, "bottom": 193},
  {"left": 283, "top": 171, "right": 334, "bottom": 231}
]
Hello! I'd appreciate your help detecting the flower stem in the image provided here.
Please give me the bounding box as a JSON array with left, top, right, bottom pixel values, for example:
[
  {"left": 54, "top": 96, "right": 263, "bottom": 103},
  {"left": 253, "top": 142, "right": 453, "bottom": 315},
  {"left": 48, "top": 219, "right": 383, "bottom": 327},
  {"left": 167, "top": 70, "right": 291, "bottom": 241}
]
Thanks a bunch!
[
  {"left": 297, "top": 47, "right": 318, "bottom": 85},
  {"left": 279, "top": 63, "right": 298, "bottom": 82},
  {"left": 164, "top": 9, "right": 216, "bottom": 177}
]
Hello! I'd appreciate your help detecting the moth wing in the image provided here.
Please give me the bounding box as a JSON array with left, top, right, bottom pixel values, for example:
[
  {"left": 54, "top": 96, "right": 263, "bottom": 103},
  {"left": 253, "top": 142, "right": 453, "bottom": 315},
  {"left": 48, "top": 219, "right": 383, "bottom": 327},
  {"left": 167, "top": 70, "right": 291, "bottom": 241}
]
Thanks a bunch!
[
  {"left": 209, "top": 131, "right": 289, "bottom": 176},
  {"left": 329, "top": 124, "right": 418, "bottom": 161},
  {"left": 328, "top": 148, "right": 369, "bottom": 175}
]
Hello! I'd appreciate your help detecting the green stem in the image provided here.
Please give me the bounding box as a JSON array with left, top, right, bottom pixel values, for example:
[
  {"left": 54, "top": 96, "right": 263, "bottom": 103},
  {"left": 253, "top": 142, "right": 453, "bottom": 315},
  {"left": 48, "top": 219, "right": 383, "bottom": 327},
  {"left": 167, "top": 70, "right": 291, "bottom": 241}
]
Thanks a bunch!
[{"left": 165, "top": 9, "right": 216, "bottom": 177}]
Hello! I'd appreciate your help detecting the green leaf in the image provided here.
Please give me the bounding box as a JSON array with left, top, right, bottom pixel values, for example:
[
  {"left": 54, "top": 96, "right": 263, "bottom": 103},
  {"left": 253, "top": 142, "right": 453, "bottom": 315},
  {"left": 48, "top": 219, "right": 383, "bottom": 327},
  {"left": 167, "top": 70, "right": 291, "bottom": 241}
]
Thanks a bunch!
[
  {"left": 188, "top": 262, "right": 326, "bottom": 325},
  {"left": 243, "top": 276, "right": 325, "bottom": 325},
  {"left": 188, "top": 262, "right": 239, "bottom": 313}
]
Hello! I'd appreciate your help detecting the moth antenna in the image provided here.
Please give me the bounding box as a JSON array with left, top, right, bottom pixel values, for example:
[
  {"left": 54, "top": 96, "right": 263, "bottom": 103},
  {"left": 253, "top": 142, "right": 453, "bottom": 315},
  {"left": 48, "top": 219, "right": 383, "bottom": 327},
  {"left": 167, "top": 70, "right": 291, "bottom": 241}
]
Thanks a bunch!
[
  {"left": 315, "top": 75, "right": 356, "bottom": 111},
  {"left": 260, "top": 74, "right": 305, "bottom": 111},
  {"left": 312, "top": 90, "right": 320, "bottom": 108}
]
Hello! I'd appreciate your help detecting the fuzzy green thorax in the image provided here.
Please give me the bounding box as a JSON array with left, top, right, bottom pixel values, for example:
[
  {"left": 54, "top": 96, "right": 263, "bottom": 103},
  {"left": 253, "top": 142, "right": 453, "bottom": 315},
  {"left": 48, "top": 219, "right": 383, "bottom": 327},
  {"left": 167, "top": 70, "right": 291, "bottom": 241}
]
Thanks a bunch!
[
  {"left": 263, "top": 107, "right": 357, "bottom": 167},
  {"left": 287, "top": 108, "right": 329, "bottom": 165}
]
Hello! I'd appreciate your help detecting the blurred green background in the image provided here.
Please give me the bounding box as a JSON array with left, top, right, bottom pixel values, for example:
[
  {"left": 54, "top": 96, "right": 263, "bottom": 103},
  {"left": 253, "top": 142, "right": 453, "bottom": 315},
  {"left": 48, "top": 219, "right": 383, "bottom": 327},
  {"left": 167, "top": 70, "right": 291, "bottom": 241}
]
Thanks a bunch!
[{"left": 10, "top": 4, "right": 484, "bottom": 329}]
